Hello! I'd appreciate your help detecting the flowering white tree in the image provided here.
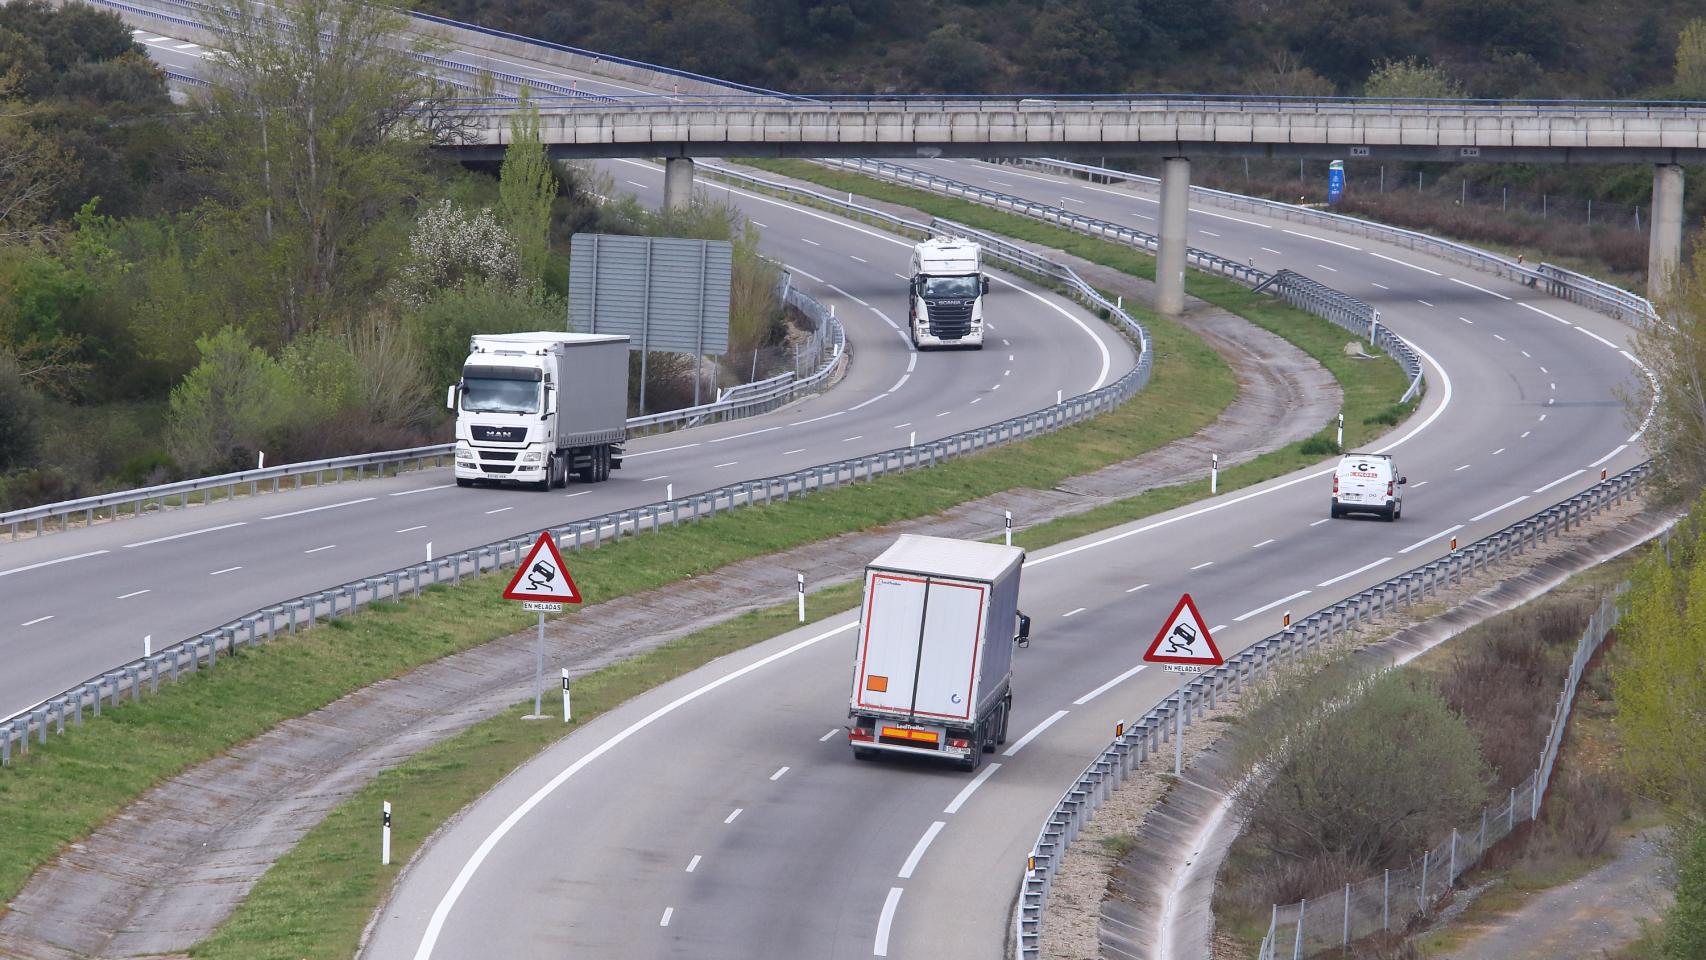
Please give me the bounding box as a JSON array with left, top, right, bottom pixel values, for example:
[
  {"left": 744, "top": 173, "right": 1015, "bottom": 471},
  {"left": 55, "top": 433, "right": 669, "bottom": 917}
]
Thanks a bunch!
[{"left": 388, "top": 200, "right": 522, "bottom": 307}]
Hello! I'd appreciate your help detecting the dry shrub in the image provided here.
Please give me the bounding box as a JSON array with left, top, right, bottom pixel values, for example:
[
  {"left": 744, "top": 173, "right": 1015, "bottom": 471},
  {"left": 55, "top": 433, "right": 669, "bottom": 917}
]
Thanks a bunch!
[
  {"left": 1440, "top": 600, "right": 1590, "bottom": 788},
  {"left": 1538, "top": 767, "right": 1630, "bottom": 860},
  {"left": 1241, "top": 850, "right": 1371, "bottom": 906}
]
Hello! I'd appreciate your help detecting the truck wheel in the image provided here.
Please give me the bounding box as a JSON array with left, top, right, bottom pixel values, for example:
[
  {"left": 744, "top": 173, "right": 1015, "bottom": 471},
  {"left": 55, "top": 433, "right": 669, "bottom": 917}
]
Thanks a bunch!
[
  {"left": 456, "top": 478, "right": 473, "bottom": 488},
  {"left": 597, "top": 445, "right": 612, "bottom": 482},
  {"left": 552, "top": 455, "right": 568, "bottom": 489},
  {"left": 996, "top": 699, "right": 1011, "bottom": 745},
  {"left": 853, "top": 747, "right": 876, "bottom": 761},
  {"left": 960, "top": 724, "right": 985, "bottom": 771}
]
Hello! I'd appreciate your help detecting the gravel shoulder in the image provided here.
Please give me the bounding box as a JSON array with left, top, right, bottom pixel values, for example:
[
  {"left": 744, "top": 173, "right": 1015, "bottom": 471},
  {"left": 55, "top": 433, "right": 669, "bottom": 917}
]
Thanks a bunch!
[{"left": 0, "top": 275, "right": 1334, "bottom": 958}]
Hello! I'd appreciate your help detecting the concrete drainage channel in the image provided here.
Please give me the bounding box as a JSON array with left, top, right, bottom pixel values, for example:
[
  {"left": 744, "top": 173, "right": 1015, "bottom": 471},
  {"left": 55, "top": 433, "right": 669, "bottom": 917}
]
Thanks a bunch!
[{"left": 1009, "top": 463, "right": 1650, "bottom": 960}]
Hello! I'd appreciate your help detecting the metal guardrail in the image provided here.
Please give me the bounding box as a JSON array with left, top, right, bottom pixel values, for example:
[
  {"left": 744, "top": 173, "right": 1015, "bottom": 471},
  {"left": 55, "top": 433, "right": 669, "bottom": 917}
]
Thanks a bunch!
[
  {"left": 2, "top": 278, "right": 843, "bottom": 541},
  {"left": 1256, "top": 575, "right": 1638, "bottom": 958},
  {"left": 0, "top": 169, "right": 1155, "bottom": 752},
  {"left": 1010, "top": 157, "right": 1663, "bottom": 329},
  {"left": 1012, "top": 462, "right": 1650, "bottom": 959},
  {"left": 814, "top": 158, "right": 1424, "bottom": 405}
]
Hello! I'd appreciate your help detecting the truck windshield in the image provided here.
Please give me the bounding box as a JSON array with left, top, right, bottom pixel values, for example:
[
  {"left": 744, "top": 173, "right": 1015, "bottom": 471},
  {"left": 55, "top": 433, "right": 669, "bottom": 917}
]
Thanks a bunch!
[
  {"left": 922, "top": 275, "right": 979, "bottom": 299},
  {"left": 461, "top": 377, "right": 540, "bottom": 414}
]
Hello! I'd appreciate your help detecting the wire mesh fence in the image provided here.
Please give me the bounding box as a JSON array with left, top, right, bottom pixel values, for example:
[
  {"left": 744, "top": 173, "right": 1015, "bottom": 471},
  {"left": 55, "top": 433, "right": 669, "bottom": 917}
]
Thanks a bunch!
[{"left": 1257, "top": 587, "right": 1627, "bottom": 959}]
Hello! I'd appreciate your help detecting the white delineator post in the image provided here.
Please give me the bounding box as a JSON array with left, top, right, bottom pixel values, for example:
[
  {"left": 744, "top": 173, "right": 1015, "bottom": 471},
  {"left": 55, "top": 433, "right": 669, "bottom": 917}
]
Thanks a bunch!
[
  {"left": 1004, "top": 510, "right": 1013, "bottom": 547},
  {"left": 426, "top": 541, "right": 432, "bottom": 562},
  {"left": 1336, "top": 413, "right": 1344, "bottom": 448},
  {"left": 667, "top": 483, "right": 673, "bottom": 501},
  {"left": 382, "top": 801, "right": 392, "bottom": 866},
  {"left": 143, "top": 634, "right": 151, "bottom": 657},
  {"left": 1211, "top": 454, "right": 1219, "bottom": 495},
  {"left": 561, "top": 668, "right": 571, "bottom": 722},
  {"left": 797, "top": 574, "right": 806, "bottom": 623},
  {"left": 257, "top": 451, "right": 265, "bottom": 469}
]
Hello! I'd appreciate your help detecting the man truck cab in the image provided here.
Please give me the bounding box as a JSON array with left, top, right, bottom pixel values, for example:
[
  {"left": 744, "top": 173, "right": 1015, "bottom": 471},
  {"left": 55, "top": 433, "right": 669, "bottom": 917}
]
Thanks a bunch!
[{"left": 1331, "top": 453, "right": 1406, "bottom": 521}]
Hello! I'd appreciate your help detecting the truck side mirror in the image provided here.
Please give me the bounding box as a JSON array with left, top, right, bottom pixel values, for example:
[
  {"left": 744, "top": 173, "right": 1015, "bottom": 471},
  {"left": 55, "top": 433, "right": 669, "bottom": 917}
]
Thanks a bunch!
[
  {"left": 446, "top": 384, "right": 458, "bottom": 411},
  {"left": 980, "top": 275, "right": 990, "bottom": 295},
  {"left": 1016, "top": 612, "right": 1032, "bottom": 647},
  {"left": 1399, "top": 476, "right": 1408, "bottom": 485}
]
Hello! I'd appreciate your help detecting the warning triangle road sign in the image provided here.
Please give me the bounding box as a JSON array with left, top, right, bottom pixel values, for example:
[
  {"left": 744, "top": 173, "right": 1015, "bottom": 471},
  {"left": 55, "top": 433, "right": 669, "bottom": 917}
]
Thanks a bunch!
[
  {"left": 503, "top": 532, "right": 584, "bottom": 604},
  {"left": 1142, "top": 593, "right": 1224, "bottom": 666}
]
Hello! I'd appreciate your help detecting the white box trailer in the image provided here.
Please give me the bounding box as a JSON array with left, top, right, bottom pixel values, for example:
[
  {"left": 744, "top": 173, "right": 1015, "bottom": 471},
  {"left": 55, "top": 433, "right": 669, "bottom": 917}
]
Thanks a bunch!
[{"left": 848, "top": 534, "right": 1030, "bottom": 771}]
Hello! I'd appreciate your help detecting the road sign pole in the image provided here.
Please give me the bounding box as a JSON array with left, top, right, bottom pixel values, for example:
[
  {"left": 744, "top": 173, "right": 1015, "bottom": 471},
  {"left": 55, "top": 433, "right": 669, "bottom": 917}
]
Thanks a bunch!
[
  {"left": 533, "top": 612, "right": 545, "bottom": 717},
  {"left": 1174, "top": 673, "right": 1187, "bottom": 775}
]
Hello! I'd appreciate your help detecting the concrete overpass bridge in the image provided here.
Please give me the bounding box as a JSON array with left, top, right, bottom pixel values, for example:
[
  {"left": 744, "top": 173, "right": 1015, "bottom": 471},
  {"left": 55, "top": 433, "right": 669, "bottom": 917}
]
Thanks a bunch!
[{"left": 453, "top": 94, "right": 1706, "bottom": 312}]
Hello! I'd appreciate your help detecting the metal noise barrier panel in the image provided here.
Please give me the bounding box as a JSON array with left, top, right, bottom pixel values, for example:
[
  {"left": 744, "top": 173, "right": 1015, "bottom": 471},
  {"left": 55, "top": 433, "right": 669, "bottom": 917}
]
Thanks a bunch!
[
  {"left": 1011, "top": 462, "right": 1650, "bottom": 960},
  {"left": 0, "top": 195, "right": 1153, "bottom": 756}
]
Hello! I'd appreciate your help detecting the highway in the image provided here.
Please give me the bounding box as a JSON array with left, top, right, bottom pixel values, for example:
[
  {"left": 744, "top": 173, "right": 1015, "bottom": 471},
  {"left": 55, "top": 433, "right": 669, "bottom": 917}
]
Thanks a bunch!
[
  {"left": 362, "top": 163, "right": 1647, "bottom": 959},
  {"left": 0, "top": 139, "right": 1133, "bottom": 720},
  {"left": 57, "top": 11, "right": 1653, "bottom": 959}
]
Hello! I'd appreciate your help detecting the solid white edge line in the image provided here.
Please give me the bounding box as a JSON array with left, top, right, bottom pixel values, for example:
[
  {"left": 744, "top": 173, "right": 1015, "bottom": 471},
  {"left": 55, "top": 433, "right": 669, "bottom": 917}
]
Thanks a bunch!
[
  {"left": 708, "top": 424, "right": 782, "bottom": 444},
  {"left": 1398, "top": 524, "right": 1464, "bottom": 555},
  {"left": 1317, "top": 556, "right": 1392, "bottom": 589},
  {"left": 1575, "top": 325, "right": 1620, "bottom": 349},
  {"left": 1367, "top": 251, "right": 1441, "bottom": 275},
  {"left": 410, "top": 620, "right": 858, "bottom": 960},
  {"left": 122, "top": 521, "right": 248, "bottom": 549},
  {"left": 874, "top": 887, "right": 904, "bottom": 957},
  {"left": 1282, "top": 228, "right": 1361, "bottom": 250},
  {"left": 1449, "top": 277, "right": 1512, "bottom": 300},
  {"left": 1073, "top": 664, "right": 1147, "bottom": 705},
  {"left": 897, "top": 821, "right": 947, "bottom": 879},
  {"left": 116, "top": 589, "right": 151, "bottom": 599},
  {"left": 1518, "top": 302, "right": 1570, "bottom": 324},
  {"left": 622, "top": 442, "right": 700, "bottom": 459},
  {"left": 389, "top": 483, "right": 455, "bottom": 497},
  {"left": 1024, "top": 334, "right": 1451, "bottom": 569},
  {"left": 1468, "top": 496, "right": 1529, "bottom": 523},
  {"left": 1533, "top": 469, "right": 1586, "bottom": 494},
  {"left": 989, "top": 275, "right": 1113, "bottom": 391},
  {"left": 0, "top": 549, "right": 110, "bottom": 579},
  {"left": 1232, "top": 589, "right": 1312, "bottom": 623},
  {"left": 1589, "top": 444, "right": 1628, "bottom": 468},
  {"left": 1003, "top": 709, "right": 1069, "bottom": 757},
  {"left": 260, "top": 497, "right": 374, "bottom": 521},
  {"left": 944, "top": 761, "right": 1002, "bottom": 814}
]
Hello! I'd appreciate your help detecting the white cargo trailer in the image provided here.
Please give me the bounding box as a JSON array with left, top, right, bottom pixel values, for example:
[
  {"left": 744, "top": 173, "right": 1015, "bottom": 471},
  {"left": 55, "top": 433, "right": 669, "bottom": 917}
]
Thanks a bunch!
[{"left": 848, "top": 534, "right": 1030, "bottom": 771}]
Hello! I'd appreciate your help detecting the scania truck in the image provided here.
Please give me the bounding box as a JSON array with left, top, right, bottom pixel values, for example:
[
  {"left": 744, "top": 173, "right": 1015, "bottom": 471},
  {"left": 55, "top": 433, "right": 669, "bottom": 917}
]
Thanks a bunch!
[
  {"left": 848, "top": 534, "right": 1031, "bottom": 771},
  {"left": 449, "top": 332, "right": 629, "bottom": 490},
  {"left": 908, "top": 238, "right": 989, "bottom": 349}
]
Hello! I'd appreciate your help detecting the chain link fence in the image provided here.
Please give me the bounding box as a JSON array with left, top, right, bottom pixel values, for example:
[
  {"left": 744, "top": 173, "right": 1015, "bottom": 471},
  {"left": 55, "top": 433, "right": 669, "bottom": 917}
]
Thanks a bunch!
[{"left": 1258, "top": 581, "right": 1630, "bottom": 958}]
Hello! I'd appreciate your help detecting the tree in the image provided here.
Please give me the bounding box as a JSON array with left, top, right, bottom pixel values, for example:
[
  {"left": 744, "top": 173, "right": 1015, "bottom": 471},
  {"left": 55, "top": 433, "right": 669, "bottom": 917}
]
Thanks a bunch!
[
  {"left": 1249, "top": 50, "right": 1337, "bottom": 98},
  {"left": 497, "top": 97, "right": 557, "bottom": 285},
  {"left": 197, "top": 0, "right": 462, "bottom": 343},
  {"left": 1677, "top": 18, "right": 1706, "bottom": 99},
  {"left": 1631, "top": 242, "right": 1706, "bottom": 497},
  {"left": 0, "top": 106, "right": 67, "bottom": 245},
  {"left": 165, "top": 327, "right": 301, "bottom": 471},
  {"left": 0, "top": 347, "right": 40, "bottom": 470},
  {"left": 1236, "top": 666, "right": 1491, "bottom": 870},
  {"left": 1365, "top": 57, "right": 1466, "bottom": 100},
  {"left": 1019, "top": 2, "right": 1123, "bottom": 92},
  {"left": 1668, "top": 825, "right": 1706, "bottom": 960},
  {"left": 387, "top": 200, "right": 521, "bottom": 308},
  {"left": 913, "top": 24, "right": 992, "bottom": 93},
  {"left": 1612, "top": 505, "right": 1706, "bottom": 817}
]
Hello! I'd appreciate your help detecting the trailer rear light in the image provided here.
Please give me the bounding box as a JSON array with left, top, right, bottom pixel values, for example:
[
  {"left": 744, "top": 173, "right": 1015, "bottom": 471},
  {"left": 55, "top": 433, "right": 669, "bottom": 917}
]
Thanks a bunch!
[
  {"left": 947, "top": 738, "right": 969, "bottom": 749},
  {"left": 848, "top": 728, "right": 873, "bottom": 742},
  {"left": 880, "top": 726, "right": 940, "bottom": 744}
]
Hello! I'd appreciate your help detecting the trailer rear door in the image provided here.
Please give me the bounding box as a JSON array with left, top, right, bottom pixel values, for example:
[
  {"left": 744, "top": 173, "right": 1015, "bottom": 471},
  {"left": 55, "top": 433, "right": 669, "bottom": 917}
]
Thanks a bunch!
[{"left": 854, "top": 572, "right": 986, "bottom": 724}]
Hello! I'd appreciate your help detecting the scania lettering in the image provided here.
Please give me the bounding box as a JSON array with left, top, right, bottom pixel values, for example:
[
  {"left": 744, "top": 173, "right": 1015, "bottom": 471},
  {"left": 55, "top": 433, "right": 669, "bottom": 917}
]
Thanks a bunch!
[
  {"left": 908, "top": 238, "right": 989, "bottom": 349},
  {"left": 848, "top": 534, "right": 1030, "bottom": 771},
  {"left": 449, "top": 332, "right": 629, "bottom": 490}
]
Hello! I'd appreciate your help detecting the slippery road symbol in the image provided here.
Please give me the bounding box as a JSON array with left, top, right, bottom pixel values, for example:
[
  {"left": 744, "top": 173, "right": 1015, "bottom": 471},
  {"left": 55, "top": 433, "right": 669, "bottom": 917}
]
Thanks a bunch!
[
  {"left": 1164, "top": 622, "right": 1197, "bottom": 655},
  {"left": 526, "top": 559, "right": 557, "bottom": 592}
]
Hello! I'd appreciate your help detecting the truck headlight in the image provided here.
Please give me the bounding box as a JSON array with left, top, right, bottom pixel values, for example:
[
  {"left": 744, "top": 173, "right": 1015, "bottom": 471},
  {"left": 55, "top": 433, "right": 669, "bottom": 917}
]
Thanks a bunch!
[
  {"left": 521, "top": 451, "right": 544, "bottom": 463},
  {"left": 455, "top": 445, "right": 474, "bottom": 462}
]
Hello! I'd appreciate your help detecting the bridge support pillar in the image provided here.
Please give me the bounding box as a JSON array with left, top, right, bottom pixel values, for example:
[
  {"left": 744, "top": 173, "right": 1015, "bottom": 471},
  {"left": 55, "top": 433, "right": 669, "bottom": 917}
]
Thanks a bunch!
[
  {"left": 1157, "top": 157, "right": 1190, "bottom": 317},
  {"left": 664, "top": 157, "right": 696, "bottom": 212},
  {"left": 1648, "top": 164, "right": 1685, "bottom": 302}
]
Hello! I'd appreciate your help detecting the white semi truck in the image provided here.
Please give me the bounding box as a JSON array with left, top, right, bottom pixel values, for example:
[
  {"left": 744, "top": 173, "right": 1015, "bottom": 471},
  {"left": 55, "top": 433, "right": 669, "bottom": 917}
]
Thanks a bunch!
[
  {"left": 847, "top": 534, "right": 1031, "bottom": 771},
  {"left": 449, "top": 332, "right": 629, "bottom": 490},
  {"left": 908, "top": 237, "right": 989, "bottom": 349}
]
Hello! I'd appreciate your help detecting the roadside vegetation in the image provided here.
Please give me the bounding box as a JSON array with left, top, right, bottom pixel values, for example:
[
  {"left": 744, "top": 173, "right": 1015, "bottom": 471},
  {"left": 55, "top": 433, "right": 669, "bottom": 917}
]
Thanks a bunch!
[{"left": 0, "top": 0, "right": 794, "bottom": 509}]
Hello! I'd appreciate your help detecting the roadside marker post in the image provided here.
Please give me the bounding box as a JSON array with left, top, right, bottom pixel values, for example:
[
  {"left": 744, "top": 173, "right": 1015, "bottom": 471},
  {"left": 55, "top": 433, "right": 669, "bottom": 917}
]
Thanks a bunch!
[
  {"left": 1336, "top": 413, "right": 1344, "bottom": 448},
  {"left": 1004, "top": 511, "right": 1013, "bottom": 547},
  {"left": 144, "top": 634, "right": 151, "bottom": 657},
  {"left": 562, "top": 668, "right": 572, "bottom": 722},
  {"left": 426, "top": 541, "right": 432, "bottom": 562},
  {"left": 1142, "top": 593, "right": 1225, "bottom": 776},
  {"left": 797, "top": 574, "right": 806, "bottom": 622},
  {"left": 503, "top": 532, "right": 584, "bottom": 718},
  {"left": 1211, "top": 454, "right": 1219, "bottom": 495},
  {"left": 382, "top": 801, "right": 392, "bottom": 866}
]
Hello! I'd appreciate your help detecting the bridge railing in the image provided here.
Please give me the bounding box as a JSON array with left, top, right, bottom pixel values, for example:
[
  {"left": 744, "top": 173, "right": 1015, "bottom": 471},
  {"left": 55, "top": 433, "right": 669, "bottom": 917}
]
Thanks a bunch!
[{"left": 1013, "top": 463, "right": 1650, "bottom": 960}]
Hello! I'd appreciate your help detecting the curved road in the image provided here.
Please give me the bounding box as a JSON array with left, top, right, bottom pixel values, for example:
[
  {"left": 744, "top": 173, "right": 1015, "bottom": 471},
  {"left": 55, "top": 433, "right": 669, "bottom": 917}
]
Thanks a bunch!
[
  {"left": 0, "top": 149, "right": 1133, "bottom": 720},
  {"left": 363, "top": 164, "right": 1648, "bottom": 960}
]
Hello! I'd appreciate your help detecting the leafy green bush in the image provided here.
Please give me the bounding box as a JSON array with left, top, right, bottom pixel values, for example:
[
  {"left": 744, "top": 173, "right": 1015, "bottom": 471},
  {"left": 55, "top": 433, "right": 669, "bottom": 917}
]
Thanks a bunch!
[
  {"left": 1668, "top": 823, "right": 1706, "bottom": 959},
  {"left": 0, "top": 349, "right": 42, "bottom": 470},
  {"left": 165, "top": 327, "right": 303, "bottom": 473},
  {"left": 1299, "top": 434, "right": 1341, "bottom": 456}
]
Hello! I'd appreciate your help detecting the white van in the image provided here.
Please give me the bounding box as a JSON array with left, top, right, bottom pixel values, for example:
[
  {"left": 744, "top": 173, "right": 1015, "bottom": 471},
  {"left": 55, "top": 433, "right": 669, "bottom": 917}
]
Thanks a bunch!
[{"left": 1331, "top": 454, "right": 1406, "bottom": 521}]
